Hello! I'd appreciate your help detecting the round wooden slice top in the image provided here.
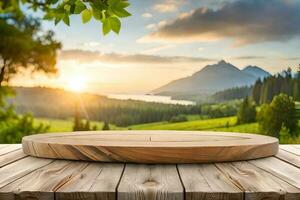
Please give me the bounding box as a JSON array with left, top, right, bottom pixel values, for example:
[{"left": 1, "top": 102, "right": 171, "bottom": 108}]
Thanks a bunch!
[{"left": 22, "top": 131, "right": 279, "bottom": 164}]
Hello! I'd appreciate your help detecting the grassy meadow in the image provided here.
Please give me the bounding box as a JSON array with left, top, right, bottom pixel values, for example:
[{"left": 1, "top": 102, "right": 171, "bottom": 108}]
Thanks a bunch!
[
  {"left": 35, "top": 115, "right": 300, "bottom": 143},
  {"left": 34, "top": 118, "right": 124, "bottom": 132}
]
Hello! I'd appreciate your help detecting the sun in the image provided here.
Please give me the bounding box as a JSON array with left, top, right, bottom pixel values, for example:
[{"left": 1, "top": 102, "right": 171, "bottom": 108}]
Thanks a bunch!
[{"left": 66, "top": 76, "right": 86, "bottom": 93}]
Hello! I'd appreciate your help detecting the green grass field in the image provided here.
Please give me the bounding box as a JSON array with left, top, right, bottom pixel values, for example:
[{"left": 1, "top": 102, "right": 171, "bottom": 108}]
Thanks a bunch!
[
  {"left": 35, "top": 115, "right": 300, "bottom": 143},
  {"left": 130, "top": 116, "right": 237, "bottom": 131},
  {"left": 34, "top": 118, "right": 122, "bottom": 132}
]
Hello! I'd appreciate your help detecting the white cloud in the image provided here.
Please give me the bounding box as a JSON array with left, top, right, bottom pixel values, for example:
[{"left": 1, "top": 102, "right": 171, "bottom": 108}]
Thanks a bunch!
[
  {"left": 141, "top": 44, "right": 176, "bottom": 54},
  {"left": 146, "top": 24, "right": 156, "bottom": 30},
  {"left": 153, "top": 0, "right": 184, "bottom": 13},
  {"left": 142, "top": 12, "right": 153, "bottom": 18}
]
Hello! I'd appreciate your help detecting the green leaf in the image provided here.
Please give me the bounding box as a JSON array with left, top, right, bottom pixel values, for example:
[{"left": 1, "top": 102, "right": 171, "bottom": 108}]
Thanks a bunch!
[
  {"left": 102, "top": 19, "right": 111, "bottom": 35},
  {"left": 63, "top": 14, "right": 70, "bottom": 26},
  {"left": 43, "top": 12, "right": 55, "bottom": 20},
  {"left": 92, "top": 8, "right": 102, "bottom": 20},
  {"left": 109, "top": 17, "right": 121, "bottom": 34},
  {"left": 54, "top": 17, "right": 61, "bottom": 25},
  {"left": 108, "top": 0, "right": 131, "bottom": 18},
  {"left": 81, "top": 9, "right": 92, "bottom": 23},
  {"left": 112, "top": 7, "right": 131, "bottom": 18},
  {"left": 74, "top": 0, "right": 86, "bottom": 14}
]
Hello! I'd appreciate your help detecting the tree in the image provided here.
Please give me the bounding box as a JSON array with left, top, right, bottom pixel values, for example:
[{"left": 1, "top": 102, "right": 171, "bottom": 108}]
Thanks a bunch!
[
  {"left": 102, "top": 121, "right": 110, "bottom": 130},
  {"left": 72, "top": 100, "right": 93, "bottom": 131},
  {"left": 294, "top": 65, "right": 300, "bottom": 101},
  {"left": 252, "top": 79, "right": 262, "bottom": 104},
  {"left": 236, "top": 97, "right": 256, "bottom": 124},
  {"left": 257, "top": 94, "right": 297, "bottom": 138},
  {"left": 0, "top": 87, "right": 49, "bottom": 143},
  {"left": 0, "top": 17, "right": 61, "bottom": 86},
  {"left": 0, "top": 0, "right": 131, "bottom": 35}
]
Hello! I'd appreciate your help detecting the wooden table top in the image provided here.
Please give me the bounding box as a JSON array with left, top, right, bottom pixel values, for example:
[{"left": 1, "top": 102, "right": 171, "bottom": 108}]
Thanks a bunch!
[{"left": 0, "top": 144, "right": 299, "bottom": 200}]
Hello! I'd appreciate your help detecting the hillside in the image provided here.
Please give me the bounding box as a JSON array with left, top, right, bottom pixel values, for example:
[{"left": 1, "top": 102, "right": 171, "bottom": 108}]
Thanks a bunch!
[
  {"left": 9, "top": 87, "right": 199, "bottom": 126},
  {"left": 153, "top": 60, "right": 270, "bottom": 96}
]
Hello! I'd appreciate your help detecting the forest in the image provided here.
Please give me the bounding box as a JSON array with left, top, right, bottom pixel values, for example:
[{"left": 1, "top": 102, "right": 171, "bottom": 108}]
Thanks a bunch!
[
  {"left": 12, "top": 87, "right": 242, "bottom": 127},
  {"left": 211, "top": 68, "right": 300, "bottom": 103}
]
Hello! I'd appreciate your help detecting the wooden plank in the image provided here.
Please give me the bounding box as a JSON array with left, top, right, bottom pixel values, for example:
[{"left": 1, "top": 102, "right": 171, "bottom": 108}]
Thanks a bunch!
[
  {"left": 22, "top": 131, "right": 278, "bottom": 163},
  {"left": 56, "top": 163, "right": 124, "bottom": 200},
  {"left": 0, "top": 145, "right": 8, "bottom": 149},
  {"left": 0, "top": 156, "right": 53, "bottom": 189},
  {"left": 0, "top": 160, "right": 88, "bottom": 200},
  {"left": 275, "top": 149, "right": 300, "bottom": 168},
  {"left": 0, "top": 144, "right": 21, "bottom": 156},
  {"left": 249, "top": 157, "right": 300, "bottom": 188},
  {"left": 178, "top": 164, "right": 243, "bottom": 200},
  {"left": 280, "top": 145, "right": 300, "bottom": 156},
  {"left": 0, "top": 149, "right": 27, "bottom": 168},
  {"left": 117, "top": 164, "right": 183, "bottom": 200},
  {"left": 216, "top": 161, "right": 300, "bottom": 200}
]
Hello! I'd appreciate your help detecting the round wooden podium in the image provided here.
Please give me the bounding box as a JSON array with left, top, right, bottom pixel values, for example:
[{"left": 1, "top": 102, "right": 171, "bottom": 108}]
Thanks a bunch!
[{"left": 22, "top": 131, "right": 278, "bottom": 163}]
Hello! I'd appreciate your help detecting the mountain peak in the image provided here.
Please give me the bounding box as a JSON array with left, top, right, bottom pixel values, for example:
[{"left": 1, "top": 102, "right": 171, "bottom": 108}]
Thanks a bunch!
[
  {"left": 242, "top": 65, "right": 271, "bottom": 79},
  {"left": 218, "top": 60, "right": 227, "bottom": 65},
  {"left": 152, "top": 61, "right": 270, "bottom": 95}
]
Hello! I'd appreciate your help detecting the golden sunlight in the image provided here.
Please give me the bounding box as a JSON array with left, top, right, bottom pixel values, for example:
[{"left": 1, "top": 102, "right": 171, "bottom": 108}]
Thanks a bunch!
[{"left": 66, "top": 76, "right": 87, "bottom": 93}]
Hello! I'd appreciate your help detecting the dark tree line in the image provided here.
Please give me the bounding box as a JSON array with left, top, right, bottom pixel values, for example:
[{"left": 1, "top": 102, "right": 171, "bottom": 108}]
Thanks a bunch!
[
  {"left": 210, "top": 67, "right": 300, "bottom": 104},
  {"left": 211, "top": 86, "right": 252, "bottom": 102},
  {"left": 252, "top": 68, "right": 300, "bottom": 104}
]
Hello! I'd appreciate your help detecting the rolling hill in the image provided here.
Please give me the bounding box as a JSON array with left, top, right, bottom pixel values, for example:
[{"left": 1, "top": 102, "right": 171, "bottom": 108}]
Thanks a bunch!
[{"left": 152, "top": 60, "right": 271, "bottom": 96}]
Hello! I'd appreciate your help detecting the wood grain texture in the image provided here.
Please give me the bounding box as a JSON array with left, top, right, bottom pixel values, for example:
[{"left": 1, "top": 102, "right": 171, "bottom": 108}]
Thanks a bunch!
[
  {"left": 22, "top": 131, "right": 279, "bottom": 163},
  {"left": 216, "top": 161, "right": 300, "bottom": 200},
  {"left": 0, "top": 149, "right": 27, "bottom": 168},
  {"left": 117, "top": 164, "right": 184, "bottom": 200},
  {"left": 56, "top": 163, "right": 124, "bottom": 200},
  {"left": 0, "top": 156, "right": 53, "bottom": 189},
  {"left": 0, "top": 144, "right": 21, "bottom": 156},
  {"left": 0, "top": 160, "right": 88, "bottom": 200},
  {"left": 249, "top": 157, "right": 300, "bottom": 188},
  {"left": 280, "top": 145, "right": 300, "bottom": 156},
  {"left": 0, "top": 144, "right": 300, "bottom": 200},
  {"left": 275, "top": 149, "right": 300, "bottom": 168},
  {"left": 178, "top": 164, "right": 243, "bottom": 200}
]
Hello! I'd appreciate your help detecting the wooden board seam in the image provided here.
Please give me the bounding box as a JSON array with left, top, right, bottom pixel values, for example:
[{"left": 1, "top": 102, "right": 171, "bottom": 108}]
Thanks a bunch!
[
  {"left": 176, "top": 164, "right": 186, "bottom": 200},
  {"left": 280, "top": 148, "right": 300, "bottom": 157},
  {"left": 247, "top": 160, "right": 300, "bottom": 190},
  {"left": 0, "top": 146, "right": 22, "bottom": 156},
  {"left": 0, "top": 159, "right": 55, "bottom": 190},
  {"left": 274, "top": 153, "right": 300, "bottom": 169},
  {"left": 0, "top": 154, "right": 28, "bottom": 169},
  {"left": 115, "top": 163, "right": 126, "bottom": 200}
]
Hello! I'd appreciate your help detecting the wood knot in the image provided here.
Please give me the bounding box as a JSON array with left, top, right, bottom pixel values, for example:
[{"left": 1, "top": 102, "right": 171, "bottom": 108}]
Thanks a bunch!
[{"left": 143, "top": 179, "right": 158, "bottom": 187}]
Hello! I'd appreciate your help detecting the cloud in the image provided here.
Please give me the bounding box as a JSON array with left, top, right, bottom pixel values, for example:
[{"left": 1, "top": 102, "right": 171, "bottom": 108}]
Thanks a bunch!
[
  {"left": 233, "top": 56, "right": 266, "bottom": 60},
  {"left": 283, "top": 57, "right": 300, "bottom": 61},
  {"left": 142, "top": 0, "right": 300, "bottom": 46},
  {"left": 59, "top": 50, "right": 215, "bottom": 64},
  {"left": 142, "top": 13, "right": 153, "bottom": 18},
  {"left": 141, "top": 44, "right": 176, "bottom": 54},
  {"left": 145, "top": 21, "right": 168, "bottom": 30},
  {"left": 146, "top": 24, "right": 156, "bottom": 30},
  {"left": 153, "top": 0, "right": 184, "bottom": 13}
]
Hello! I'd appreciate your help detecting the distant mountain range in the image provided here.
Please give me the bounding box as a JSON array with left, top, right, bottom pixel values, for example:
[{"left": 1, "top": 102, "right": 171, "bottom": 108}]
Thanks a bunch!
[{"left": 152, "top": 60, "right": 271, "bottom": 96}]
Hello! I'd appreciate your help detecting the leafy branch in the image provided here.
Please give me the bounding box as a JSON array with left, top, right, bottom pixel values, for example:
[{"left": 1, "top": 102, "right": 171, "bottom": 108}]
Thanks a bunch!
[{"left": 0, "top": 0, "right": 131, "bottom": 35}]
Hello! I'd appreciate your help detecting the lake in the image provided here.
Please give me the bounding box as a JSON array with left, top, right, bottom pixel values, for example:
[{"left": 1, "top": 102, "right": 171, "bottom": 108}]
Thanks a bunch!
[{"left": 108, "top": 94, "right": 195, "bottom": 105}]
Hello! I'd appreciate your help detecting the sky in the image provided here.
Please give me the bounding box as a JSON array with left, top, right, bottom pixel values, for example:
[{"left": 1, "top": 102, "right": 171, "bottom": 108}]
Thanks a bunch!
[{"left": 12, "top": 0, "right": 300, "bottom": 94}]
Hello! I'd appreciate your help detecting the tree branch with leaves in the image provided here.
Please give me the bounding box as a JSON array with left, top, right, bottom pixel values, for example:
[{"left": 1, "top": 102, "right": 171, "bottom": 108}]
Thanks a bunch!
[{"left": 0, "top": 0, "right": 131, "bottom": 35}]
